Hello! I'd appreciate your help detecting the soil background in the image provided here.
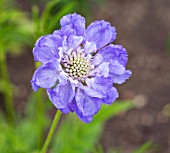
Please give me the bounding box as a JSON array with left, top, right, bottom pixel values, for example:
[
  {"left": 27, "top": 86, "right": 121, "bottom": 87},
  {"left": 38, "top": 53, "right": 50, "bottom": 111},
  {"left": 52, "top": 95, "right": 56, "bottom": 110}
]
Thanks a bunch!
[{"left": 2, "top": 0, "right": 170, "bottom": 153}]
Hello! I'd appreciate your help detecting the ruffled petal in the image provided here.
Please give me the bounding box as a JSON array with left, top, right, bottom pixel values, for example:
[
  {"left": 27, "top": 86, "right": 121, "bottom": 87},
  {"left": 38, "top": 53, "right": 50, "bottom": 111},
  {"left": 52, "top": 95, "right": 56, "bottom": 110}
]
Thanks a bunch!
[
  {"left": 85, "top": 77, "right": 118, "bottom": 104},
  {"left": 53, "top": 25, "right": 74, "bottom": 37},
  {"left": 60, "top": 35, "right": 83, "bottom": 55},
  {"left": 102, "top": 87, "right": 118, "bottom": 104},
  {"left": 75, "top": 88, "right": 101, "bottom": 117},
  {"left": 67, "top": 35, "right": 84, "bottom": 51},
  {"left": 109, "top": 60, "right": 125, "bottom": 75},
  {"left": 91, "top": 53, "right": 103, "bottom": 66},
  {"left": 84, "top": 41, "right": 97, "bottom": 55},
  {"left": 34, "top": 34, "right": 63, "bottom": 63},
  {"left": 47, "top": 81, "right": 75, "bottom": 113},
  {"left": 33, "top": 46, "right": 56, "bottom": 63},
  {"left": 110, "top": 70, "right": 132, "bottom": 84},
  {"left": 98, "top": 44, "right": 132, "bottom": 84},
  {"left": 31, "top": 59, "right": 62, "bottom": 91},
  {"left": 91, "top": 62, "right": 110, "bottom": 78},
  {"left": 98, "top": 44, "right": 128, "bottom": 66},
  {"left": 76, "top": 111, "right": 93, "bottom": 123},
  {"left": 60, "top": 13, "right": 85, "bottom": 36},
  {"left": 81, "top": 85, "right": 106, "bottom": 98},
  {"left": 85, "top": 77, "right": 113, "bottom": 89},
  {"left": 70, "top": 99, "right": 93, "bottom": 123},
  {"left": 86, "top": 20, "right": 116, "bottom": 49}
]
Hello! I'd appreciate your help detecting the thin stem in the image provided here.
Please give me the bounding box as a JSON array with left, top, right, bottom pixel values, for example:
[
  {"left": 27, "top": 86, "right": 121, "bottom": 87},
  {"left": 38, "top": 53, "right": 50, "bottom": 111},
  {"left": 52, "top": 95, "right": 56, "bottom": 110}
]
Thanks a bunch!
[
  {"left": 35, "top": 62, "right": 45, "bottom": 149},
  {"left": 35, "top": 90, "right": 44, "bottom": 149},
  {"left": 0, "top": 49, "right": 15, "bottom": 124},
  {"left": 40, "top": 110, "right": 62, "bottom": 153}
]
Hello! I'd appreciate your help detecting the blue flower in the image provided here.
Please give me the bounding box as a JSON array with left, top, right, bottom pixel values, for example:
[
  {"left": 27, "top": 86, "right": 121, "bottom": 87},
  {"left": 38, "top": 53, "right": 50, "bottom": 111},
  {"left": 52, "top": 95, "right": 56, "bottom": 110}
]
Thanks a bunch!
[{"left": 31, "top": 13, "right": 132, "bottom": 123}]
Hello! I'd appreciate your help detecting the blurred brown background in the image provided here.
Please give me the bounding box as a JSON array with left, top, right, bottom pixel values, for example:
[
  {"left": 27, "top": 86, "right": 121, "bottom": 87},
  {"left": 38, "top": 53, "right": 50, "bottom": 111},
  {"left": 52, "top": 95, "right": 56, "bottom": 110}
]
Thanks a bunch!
[{"left": 92, "top": 1, "right": 170, "bottom": 152}]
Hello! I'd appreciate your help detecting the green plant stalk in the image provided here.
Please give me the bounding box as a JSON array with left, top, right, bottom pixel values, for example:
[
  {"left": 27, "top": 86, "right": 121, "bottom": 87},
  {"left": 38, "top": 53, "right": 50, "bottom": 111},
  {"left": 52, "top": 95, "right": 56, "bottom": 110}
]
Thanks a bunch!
[
  {"left": 35, "top": 90, "right": 44, "bottom": 149},
  {"left": 35, "top": 62, "right": 45, "bottom": 149},
  {"left": 40, "top": 110, "right": 62, "bottom": 153},
  {"left": 0, "top": 49, "right": 15, "bottom": 123}
]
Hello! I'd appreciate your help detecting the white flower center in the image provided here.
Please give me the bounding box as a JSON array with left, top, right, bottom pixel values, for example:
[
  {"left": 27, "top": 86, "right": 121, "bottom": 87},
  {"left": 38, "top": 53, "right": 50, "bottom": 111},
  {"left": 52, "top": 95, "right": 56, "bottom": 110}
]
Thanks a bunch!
[{"left": 62, "top": 51, "right": 94, "bottom": 80}]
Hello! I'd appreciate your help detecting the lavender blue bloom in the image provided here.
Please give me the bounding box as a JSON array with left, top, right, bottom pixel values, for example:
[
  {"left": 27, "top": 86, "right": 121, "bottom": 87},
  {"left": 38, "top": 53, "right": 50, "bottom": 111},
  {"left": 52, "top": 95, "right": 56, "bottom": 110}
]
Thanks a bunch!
[{"left": 31, "top": 13, "right": 132, "bottom": 123}]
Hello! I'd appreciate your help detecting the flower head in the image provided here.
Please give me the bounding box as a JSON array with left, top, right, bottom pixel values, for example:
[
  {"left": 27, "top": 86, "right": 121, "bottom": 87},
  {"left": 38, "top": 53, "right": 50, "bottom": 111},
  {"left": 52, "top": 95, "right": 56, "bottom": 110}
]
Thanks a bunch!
[{"left": 31, "top": 13, "right": 132, "bottom": 123}]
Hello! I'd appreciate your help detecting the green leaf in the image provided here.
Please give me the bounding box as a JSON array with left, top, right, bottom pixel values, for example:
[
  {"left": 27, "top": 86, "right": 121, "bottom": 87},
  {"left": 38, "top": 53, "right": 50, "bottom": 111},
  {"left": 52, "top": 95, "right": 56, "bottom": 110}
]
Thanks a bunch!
[
  {"left": 92, "top": 100, "right": 134, "bottom": 125},
  {"left": 132, "top": 141, "right": 154, "bottom": 153},
  {"left": 46, "top": 1, "right": 76, "bottom": 34},
  {"left": 40, "top": 0, "right": 60, "bottom": 33}
]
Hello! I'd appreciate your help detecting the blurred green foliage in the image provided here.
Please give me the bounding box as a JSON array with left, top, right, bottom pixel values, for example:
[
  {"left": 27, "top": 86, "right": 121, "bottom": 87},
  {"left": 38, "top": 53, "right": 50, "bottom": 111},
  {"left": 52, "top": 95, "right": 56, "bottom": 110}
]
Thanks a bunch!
[
  {"left": 0, "top": 0, "right": 33, "bottom": 55},
  {"left": 0, "top": 93, "right": 50, "bottom": 153},
  {"left": 0, "top": 99, "right": 134, "bottom": 153}
]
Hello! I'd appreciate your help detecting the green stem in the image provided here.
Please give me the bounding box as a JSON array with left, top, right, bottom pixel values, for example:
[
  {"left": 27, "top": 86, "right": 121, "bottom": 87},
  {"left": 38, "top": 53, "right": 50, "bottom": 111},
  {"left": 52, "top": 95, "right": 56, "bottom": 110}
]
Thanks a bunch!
[
  {"left": 35, "top": 62, "right": 45, "bottom": 149},
  {"left": 35, "top": 89, "right": 44, "bottom": 149},
  {"left": 40, "top": 110, "right": 62, "bottom": 153},
  {"left": 0, "top": 49, "right": 15, "bottom": 123}
]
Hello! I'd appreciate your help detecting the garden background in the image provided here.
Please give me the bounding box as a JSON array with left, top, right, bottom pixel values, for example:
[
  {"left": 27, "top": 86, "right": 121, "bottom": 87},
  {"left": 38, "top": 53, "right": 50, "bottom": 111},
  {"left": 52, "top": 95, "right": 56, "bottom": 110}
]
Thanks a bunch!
[{"left": 0, "top": 0, "right": 170, "bottom": 153}]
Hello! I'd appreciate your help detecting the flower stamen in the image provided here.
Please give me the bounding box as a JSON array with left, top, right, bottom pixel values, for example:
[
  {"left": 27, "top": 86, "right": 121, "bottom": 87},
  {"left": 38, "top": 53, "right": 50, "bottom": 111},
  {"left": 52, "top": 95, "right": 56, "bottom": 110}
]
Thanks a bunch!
[{"left": 62, "top": 51, "right": 93, "bottom": 80}]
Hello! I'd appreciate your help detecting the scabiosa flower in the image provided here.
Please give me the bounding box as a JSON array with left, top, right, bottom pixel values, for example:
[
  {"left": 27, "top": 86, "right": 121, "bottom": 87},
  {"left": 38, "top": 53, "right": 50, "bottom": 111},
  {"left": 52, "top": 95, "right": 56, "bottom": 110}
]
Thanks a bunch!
[{"left": 31, "top": 13, "right": 132, "bottom": 123}]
